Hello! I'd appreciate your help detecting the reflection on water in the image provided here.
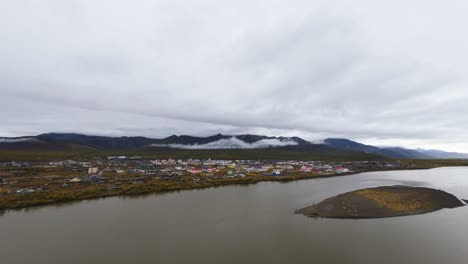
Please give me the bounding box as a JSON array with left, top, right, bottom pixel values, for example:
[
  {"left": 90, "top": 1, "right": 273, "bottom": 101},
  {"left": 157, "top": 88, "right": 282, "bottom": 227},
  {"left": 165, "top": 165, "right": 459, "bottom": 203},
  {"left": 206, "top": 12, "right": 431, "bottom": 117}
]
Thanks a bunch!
[{"left": 1, "top": 167, "right": 468, "bottom": 264}]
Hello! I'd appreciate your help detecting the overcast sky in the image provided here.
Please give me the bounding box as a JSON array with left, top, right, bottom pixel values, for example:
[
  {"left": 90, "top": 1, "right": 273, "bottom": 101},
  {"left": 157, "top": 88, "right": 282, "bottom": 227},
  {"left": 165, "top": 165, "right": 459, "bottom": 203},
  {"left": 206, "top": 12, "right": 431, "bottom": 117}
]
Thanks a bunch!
[{"left": 1, "top": 0, "right": 468, "bottom": 151}]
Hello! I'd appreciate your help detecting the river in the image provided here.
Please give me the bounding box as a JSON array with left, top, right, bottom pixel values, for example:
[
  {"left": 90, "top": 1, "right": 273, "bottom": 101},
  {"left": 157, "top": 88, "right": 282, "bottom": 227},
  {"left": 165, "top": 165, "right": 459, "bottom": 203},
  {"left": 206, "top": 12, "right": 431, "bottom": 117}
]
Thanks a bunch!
[{"left": 1, "top": 167, "right": 468, "bottom": 264}]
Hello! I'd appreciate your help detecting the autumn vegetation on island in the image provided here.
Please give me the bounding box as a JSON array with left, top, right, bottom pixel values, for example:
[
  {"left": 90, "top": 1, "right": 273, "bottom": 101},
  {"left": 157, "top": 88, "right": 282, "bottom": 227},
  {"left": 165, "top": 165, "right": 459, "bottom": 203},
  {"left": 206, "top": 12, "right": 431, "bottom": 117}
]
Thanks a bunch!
[{"left": 297, "top": 186, "right": 465, "bottom": 219}]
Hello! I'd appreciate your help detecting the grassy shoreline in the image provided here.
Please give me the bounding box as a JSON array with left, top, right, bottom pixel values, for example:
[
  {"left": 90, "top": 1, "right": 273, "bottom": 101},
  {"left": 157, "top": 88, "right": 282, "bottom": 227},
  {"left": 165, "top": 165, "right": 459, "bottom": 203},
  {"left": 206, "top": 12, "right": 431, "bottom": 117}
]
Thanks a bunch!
[{"left": 0, "top": 165, "right": 444, "bottom": 212}]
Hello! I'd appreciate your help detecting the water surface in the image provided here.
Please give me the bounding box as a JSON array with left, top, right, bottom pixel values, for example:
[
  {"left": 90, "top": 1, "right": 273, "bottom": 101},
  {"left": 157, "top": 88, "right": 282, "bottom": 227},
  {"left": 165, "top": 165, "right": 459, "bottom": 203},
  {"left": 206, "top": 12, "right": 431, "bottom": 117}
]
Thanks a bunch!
[{"left": 1, "top": 167, "right": 468, "bottom": 264}]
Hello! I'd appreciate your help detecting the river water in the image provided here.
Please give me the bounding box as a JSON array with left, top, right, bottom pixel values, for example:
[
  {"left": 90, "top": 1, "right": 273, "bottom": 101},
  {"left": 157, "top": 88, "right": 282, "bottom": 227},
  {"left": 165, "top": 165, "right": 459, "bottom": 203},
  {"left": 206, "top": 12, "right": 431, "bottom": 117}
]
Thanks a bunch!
[{"left": 1, "top": 167, "right": 468, "bottom": 264}]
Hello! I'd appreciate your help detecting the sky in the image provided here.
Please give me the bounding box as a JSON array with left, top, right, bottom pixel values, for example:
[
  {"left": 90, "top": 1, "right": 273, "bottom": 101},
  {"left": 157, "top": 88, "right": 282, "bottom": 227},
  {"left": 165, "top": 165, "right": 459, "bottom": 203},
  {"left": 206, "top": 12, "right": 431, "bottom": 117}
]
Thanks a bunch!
[{"left": 1, "top": 0, "right": 468, "bottom": 152}]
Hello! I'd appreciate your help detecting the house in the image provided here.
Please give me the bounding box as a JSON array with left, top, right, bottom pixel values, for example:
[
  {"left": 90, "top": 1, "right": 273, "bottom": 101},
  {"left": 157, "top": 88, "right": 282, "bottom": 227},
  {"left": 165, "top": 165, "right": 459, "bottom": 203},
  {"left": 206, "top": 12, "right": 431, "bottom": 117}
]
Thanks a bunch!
[
  {"left": 335, "top": 166, "right": 349, "bottom": 173},
  {"left": 187, "top": 168, "right": 202, "bottom": 174},
  {"left": 70, "top": 177, "right": 82, "bottom": 183},
  {"left": 299, "top": 166, "right": 312, "bottom": 172},
  {"left": 271, "top": 169, "right": 282, "bottom": 176},
  {"left": 88, "top": 167, "right": 98, "bottom": 174}
]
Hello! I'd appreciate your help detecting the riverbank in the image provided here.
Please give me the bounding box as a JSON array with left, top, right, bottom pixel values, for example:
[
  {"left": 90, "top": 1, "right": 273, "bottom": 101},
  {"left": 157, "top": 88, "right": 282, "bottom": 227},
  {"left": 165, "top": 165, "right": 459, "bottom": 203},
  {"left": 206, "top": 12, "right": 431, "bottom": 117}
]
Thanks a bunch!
[{"left": 0, "top": 165, "right": 444, "bottom": 212}]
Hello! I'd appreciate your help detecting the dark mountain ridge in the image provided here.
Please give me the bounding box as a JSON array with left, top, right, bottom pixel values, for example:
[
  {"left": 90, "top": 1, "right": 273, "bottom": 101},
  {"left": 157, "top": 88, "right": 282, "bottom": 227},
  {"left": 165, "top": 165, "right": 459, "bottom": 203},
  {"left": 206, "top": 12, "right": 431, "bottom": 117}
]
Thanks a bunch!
[
  {"left": 0, "top": 133, "right": 466, "bottom": 159},
  {"left": 323, "top": 138, "right": 433, "bottom": 159}
]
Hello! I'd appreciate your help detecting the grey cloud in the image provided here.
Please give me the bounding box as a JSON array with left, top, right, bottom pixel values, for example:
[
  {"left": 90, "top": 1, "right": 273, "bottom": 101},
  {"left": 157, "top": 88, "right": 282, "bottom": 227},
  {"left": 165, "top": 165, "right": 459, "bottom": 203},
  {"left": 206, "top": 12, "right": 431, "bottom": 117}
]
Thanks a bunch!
[{"left": 1, "top": 0, "right": 468, "bottom": 151}]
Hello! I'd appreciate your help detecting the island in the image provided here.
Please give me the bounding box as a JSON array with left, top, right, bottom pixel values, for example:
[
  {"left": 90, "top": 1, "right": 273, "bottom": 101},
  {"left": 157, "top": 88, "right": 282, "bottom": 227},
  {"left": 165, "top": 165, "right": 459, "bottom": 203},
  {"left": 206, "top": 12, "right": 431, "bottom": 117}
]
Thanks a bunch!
[{"left": 296, "top": 186, "right": 465, "bottom": 219}]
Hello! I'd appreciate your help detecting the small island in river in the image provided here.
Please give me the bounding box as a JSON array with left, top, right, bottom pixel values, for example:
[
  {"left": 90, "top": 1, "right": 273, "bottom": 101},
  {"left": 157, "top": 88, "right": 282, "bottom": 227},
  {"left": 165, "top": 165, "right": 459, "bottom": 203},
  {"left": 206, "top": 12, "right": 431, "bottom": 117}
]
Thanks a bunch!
[{"left": 297, "top": 186, "right": 465, "bottom": 219}]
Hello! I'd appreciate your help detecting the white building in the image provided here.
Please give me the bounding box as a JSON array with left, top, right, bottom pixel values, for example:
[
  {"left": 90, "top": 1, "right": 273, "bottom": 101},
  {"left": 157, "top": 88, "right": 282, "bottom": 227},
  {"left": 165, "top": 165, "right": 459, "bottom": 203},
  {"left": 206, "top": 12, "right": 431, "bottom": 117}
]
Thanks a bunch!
[{"left": 88, "top": 167, "right": 98, "bottom": 174}]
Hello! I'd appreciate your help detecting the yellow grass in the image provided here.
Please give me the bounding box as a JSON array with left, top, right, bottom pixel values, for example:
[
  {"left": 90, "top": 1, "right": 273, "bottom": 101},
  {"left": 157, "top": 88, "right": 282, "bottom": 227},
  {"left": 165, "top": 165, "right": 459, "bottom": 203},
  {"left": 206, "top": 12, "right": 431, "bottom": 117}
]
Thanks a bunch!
[{"left": 356, "top": 189, "right": 430, "bottom": 212}]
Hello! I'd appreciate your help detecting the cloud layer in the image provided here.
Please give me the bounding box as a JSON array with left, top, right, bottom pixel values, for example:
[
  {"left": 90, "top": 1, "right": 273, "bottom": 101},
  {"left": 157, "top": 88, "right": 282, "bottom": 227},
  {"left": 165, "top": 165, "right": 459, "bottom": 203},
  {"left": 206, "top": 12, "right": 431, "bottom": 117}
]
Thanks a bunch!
[
  {"left": 0, "top": 138, "right": 36, "bottom": 143},
  {"left": 1, "top": 0, "right": 468, "bottom": 151},
  {"left": 152, "top": 137, "right": 298, "bottom": 149}
]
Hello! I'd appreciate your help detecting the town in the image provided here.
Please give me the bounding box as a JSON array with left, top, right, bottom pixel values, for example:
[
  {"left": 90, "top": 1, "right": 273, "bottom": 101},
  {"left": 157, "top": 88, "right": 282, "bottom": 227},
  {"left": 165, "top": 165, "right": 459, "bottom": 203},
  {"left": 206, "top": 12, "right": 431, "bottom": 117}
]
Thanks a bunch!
[{"left": 0, "top": 157, "right": 407, "bottom": 210}]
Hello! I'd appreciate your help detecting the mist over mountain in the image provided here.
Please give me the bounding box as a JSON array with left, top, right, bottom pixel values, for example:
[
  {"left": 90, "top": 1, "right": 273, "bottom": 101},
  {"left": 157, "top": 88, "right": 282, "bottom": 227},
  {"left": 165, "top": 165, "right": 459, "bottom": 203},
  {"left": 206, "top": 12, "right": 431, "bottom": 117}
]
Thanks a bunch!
[{"left": 152, "top": 137, "right": 299, "bottom": 149}]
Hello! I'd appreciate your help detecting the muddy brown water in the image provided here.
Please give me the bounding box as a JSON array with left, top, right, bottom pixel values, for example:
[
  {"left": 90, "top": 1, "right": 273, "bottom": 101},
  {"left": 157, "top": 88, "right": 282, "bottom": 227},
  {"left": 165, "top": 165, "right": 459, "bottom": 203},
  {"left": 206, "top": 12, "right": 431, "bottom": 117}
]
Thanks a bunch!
[{"left": 1, "top": 167, "right": 468, "bottom": 264}]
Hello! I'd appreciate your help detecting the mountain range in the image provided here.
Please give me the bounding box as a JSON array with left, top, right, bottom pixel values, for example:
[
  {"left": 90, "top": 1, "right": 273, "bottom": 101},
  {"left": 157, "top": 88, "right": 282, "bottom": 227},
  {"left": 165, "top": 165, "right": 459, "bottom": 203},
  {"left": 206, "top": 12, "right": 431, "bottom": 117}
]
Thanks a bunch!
[{"left": 0, "top": 133, "right": 467, "bottom": 159}]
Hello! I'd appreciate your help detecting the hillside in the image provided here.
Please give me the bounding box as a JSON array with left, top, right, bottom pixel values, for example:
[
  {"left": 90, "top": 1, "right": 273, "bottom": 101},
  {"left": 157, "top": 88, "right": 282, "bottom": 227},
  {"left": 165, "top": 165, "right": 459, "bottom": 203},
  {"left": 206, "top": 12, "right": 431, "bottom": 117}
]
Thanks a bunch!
[
  {"left": 0, "top": 133, "right": 466, "bottom": 160},
  {"left": 324, "top": 138, "right": 433, "bottom": 159}
]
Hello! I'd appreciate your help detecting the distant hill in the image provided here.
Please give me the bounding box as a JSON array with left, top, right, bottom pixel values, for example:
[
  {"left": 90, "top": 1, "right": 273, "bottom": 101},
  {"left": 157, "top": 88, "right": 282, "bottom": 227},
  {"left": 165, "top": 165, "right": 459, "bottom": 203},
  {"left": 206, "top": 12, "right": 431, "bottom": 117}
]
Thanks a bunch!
[
  {"left": 323, "top": 138, "right": 381, "bottom": 153},
  {"left": 378, "top": 147, "right": 433, "bottom": 159},
  {"left": 0, "top": 133, "right": 380, "bottom": 162},
  {"left": 415, "top": 149, "right": 468, "bottom": 159},
  {"left": 323, "top": 138, "right": 454, "bottom": 159},
  {"left": 0, "top": 133, "right": 466, "bottom": 160},
  {"left": 36, "top": 133, "right": 157, "bottom": 150},
  {"left": 0, "top": 133, "right": 319, "bottom": 151}
]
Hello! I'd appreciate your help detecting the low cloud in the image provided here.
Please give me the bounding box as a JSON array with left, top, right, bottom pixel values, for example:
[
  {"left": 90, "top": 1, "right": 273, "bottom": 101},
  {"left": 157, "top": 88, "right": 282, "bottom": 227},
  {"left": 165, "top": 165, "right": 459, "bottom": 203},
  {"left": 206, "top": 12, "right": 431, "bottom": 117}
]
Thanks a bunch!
[
  {"left": 0, "top": 137, "right": 36, "bottom": 143},
  {"left": 152, "top": 137, "right": 298, "bottom": 149}
]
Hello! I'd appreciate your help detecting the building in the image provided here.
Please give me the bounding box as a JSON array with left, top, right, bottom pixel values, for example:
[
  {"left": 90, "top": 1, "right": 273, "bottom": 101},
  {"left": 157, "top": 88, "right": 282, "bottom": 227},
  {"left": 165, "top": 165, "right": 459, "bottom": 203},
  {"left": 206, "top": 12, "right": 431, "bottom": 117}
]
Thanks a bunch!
[
  {"left": 188, "top": 168, "right": 202, "bottom": 174},
  {"left": 271, "top": 169, "right": 282, "bottom": 176},
  {"left": 88, "top": 167, "right": 98, "bottom": 174},
  {"left": 70, "top": 177, "right": 82, "bottom": 183}
]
